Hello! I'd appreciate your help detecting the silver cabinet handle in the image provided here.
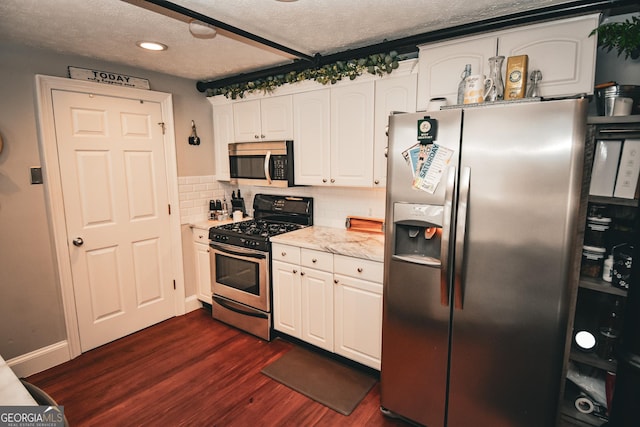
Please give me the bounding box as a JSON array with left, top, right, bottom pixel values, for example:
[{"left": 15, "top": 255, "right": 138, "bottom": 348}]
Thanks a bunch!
[{"left": 72, "top": 237, "right": 84, "bottom": 247}]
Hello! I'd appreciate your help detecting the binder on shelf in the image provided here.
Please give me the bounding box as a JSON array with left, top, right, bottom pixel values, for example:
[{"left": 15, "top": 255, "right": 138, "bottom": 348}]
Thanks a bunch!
[
  {"left": 589, "top": 140, "right": 622, "bottom": 197},
  {"left": 613, "top": 139, "right": 640, "bottom": 199}
]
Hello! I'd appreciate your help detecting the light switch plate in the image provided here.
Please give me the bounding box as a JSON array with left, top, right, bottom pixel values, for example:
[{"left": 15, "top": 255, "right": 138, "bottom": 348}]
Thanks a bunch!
[{"left": 30, "top": 167, "right": 43, "bottom": 184}]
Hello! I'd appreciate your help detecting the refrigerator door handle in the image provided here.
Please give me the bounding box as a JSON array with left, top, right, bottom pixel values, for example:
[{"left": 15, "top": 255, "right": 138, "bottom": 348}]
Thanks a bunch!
[
  {"left": 440, "top": 166, "right": 457, "bottom": 307},
  {"left": 454, "top": 166, "right": 471, "bottom": 310}
]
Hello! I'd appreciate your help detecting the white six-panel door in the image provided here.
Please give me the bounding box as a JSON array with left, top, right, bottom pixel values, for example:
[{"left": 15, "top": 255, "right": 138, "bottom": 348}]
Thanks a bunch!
[{"left": 52, "top": 90, "right": 175, "bottom": 352}]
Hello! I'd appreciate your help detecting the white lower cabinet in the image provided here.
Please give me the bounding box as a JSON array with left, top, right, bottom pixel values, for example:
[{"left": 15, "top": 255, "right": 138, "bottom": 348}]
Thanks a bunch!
[
  {"left": 272, "top": 243, "right": 383, "bottom": 369},
  {"left": 300, "top": 249, "right": 334, "bottom": 352},
  {"left": 272, "top": 259, "right": 302, "bottom": 338},
  {"left": 333, "top": 255, "right": 383, "bottom": 370},
  {"left": 192, "top": 228, "right": 212, "bottom": 304}
]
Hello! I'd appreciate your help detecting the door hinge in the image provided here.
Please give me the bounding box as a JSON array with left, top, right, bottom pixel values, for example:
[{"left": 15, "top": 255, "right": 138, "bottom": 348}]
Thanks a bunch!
[
  {"left": 158, "top": 122, "right": 166, "bottom": 134},
  {"left": 168, "top": 204, "right": 171, "bottom": 215},
  {"left": 173, "top": 280, "right": 176, "bottom": 290}
]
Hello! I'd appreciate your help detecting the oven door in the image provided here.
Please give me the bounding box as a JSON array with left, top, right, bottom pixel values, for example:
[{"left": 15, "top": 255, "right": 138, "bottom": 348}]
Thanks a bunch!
[{"left": 210, "top": 242, "right": 269, "bottom": 312}]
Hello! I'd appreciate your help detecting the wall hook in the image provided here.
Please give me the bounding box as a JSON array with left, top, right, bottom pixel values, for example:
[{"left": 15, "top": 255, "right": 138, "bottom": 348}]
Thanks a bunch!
[{"left": 188, "top": 120, "right": 200, "bottom": 145}]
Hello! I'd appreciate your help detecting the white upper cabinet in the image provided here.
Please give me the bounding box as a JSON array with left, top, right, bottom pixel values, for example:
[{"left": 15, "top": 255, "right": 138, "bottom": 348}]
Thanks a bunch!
[
  {"left": 233, "top": 95, "right": 293, "bottom": 142},
  {"left": 497, "top": 14, "right": 599, "bottom": 99},
  {"left": 417, "top": 35, "right": 497, "bottom": 109},
  {"left": 417, "top": 14, "right": 600, "bottom": 110},
  {"left": 211, "top": 103, "right": 233, "bottom": 181},
  {"left": 293, "top": 89, "right": 331, "bottom": 186},
  {"left": 330, "top": 81, "right": 375, "bottom": 187},
  {"left": 374, "top": 73, "right": 418, "bottom": 187},
  {"left": 293, "top": 81, "right": 376, "bottom": 187}
]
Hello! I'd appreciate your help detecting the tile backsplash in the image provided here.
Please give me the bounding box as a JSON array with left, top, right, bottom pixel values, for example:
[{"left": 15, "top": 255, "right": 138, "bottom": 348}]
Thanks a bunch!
[
  {"left": 178, "top": 175, "right": 386, "bottom": 228},
  {"left": 178, "top": 175, "right": 227, "bottom": 225}
]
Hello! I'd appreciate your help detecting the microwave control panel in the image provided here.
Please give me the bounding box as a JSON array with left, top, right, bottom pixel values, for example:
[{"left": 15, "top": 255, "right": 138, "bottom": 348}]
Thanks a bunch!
[{"left": 271, "top": 157, "right": 288, "bottom": 180}]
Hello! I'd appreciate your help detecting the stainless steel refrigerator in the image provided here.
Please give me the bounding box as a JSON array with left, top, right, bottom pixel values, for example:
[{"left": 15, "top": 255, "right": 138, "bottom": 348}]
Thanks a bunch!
[{"left": 380, "top": 99, "right": 588, "bottom": 426}]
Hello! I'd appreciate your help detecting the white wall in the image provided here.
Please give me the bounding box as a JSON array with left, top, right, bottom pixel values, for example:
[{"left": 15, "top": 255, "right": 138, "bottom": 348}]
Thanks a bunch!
[{"left": 0, "top": 41, "right": 213, "bottom": 362}]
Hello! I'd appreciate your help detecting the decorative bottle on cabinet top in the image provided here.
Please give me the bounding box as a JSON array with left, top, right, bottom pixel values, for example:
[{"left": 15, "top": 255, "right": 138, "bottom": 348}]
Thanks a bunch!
[
  {"left": 485, "top": 56, "right": 505, "bottom": 102},
  {"left": 456, "top": 64, "right": 471, "bottom": 105}
]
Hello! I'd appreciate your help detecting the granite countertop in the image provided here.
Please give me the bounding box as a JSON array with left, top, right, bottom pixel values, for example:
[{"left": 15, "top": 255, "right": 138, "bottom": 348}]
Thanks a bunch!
[
  {"left": 270, "top": 225, "right": 385, "bottom": 262},
  {"left": 190, "top": 218, "right": 246, "bottom": 230}
]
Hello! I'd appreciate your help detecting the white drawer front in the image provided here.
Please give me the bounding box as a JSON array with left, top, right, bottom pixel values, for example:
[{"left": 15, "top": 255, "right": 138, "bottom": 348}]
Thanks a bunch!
[
  {"left": 272, "top": 243, "right": 301, "bottom": 264},
  {"left": 301, "top": 248, "right": 333, "bottom": 272},
  {"left": 334, "top": 254, "right": 383, "bottom": 283},
  {"left": 192, "top": 228, "right": 210, "bottom": 245}
]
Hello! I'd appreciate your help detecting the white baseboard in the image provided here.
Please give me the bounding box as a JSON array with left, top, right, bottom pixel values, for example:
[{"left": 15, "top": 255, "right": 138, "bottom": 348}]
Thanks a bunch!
[
  {"left": 7, "top": 341, "right": 71, "bottom": 378},
  {"left": 184, "top": 295, "right": 204, "bottom": 313},
  {"left": 7, "top": 301, "right": 203, "bottom": 378}
]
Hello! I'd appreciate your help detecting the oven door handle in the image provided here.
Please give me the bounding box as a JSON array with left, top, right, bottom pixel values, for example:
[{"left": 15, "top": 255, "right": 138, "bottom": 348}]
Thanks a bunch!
[
  {"left": 213, "top": 296, "right": 268, "bottom": 319},
  {"left": 210, "top": 242, "right": 267, "bottom": 259}
]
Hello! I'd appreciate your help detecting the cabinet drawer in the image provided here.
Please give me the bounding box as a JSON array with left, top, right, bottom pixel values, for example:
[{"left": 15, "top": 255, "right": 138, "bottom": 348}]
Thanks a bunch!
[
  {"left": 192, "top": 228, "right": 210, "bottom": 245},
  {"left": 272, "top": 243, "right": 301, "bottom": 264},
  {"left": 301, "top": 248, "right": 333, "bottom": 272},
  {"left": 334, "top": 254, "right": 383, "bottom": 283}
]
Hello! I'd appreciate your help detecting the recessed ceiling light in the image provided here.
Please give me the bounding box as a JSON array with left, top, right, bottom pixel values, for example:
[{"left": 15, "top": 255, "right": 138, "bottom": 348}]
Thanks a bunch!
[{"left": 136, "top": 41, "right": 168, "bottom": 51}]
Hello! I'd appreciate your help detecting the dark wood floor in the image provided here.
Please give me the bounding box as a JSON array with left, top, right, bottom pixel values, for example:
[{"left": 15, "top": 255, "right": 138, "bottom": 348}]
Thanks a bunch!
[{"left": 27, "top": 308, "right": 410, "bottom": 426}]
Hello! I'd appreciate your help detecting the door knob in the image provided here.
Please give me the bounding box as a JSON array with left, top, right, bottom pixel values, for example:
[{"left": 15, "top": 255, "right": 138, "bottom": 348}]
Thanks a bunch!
[{"left": 72, "top": 237, "right": 84, "bottom": 247}]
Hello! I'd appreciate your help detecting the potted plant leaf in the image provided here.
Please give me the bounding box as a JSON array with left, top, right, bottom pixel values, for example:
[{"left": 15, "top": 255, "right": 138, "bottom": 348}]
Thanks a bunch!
[{"left": 590, "top": 15, "right": 640, "bottom": 60}]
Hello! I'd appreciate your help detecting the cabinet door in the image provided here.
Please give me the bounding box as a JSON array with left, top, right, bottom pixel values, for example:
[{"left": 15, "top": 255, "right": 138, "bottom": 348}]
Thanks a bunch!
[
  {"left": 374, "top": 74, "right": 417, "bottom": 187},
  {"left": 330, "top": 81, "right": 375, "bottom": 187},
  {"left": 233, "top": 99, "right": 262, "bottom": 142},
  {"left": 194, "top": 242, "right": 212, "bottom": 304},
  {"left": 212, "top": 103, "right": 233, "bottom": 181},
  {"left": 301, "top": 268, "right": 334, "bottom": 351},
  {"left": 417, "top": 36, "right": 497, "bottom": 109},
  {"left": 293, "top": 89, "right": 331, "bottom": 186},
  {"left": 261, "top": 95, "right": 293, "bottom": 140},
  {"left": 334, "top": 274, "right": 383, "bottom": 370},
  {"left": 272, "top": 260, "right": 301, "bottom": 338},
  {"left": 497, "top": 14, "right": 599, "bottom": 97}
]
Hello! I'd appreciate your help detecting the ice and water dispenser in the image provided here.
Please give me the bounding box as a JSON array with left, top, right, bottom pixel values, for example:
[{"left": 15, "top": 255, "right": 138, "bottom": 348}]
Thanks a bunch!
[{"left": 392, "top": 202, "right": 444, "bottom": 267}]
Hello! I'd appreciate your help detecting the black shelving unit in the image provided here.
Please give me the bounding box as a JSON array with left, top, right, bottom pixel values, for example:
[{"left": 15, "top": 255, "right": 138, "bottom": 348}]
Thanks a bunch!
[{"left": 562, "top": 116, "right": 639, "bottom": 427}]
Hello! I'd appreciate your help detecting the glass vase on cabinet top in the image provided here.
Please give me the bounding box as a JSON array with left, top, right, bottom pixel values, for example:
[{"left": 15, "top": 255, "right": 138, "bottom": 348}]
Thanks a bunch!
[{"left": 485, "top": 56, "right": 504, "bottom": 102}]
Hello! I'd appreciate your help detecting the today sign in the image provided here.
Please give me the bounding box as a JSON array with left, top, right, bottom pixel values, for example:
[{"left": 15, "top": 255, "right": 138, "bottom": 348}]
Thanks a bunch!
[{"left": 68, "top": 66, "right": 150, "bottom": 89}]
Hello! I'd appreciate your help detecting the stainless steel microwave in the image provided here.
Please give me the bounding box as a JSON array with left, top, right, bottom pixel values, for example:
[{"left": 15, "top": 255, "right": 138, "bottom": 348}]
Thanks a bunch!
[{"left": 228, "top": 140, "right": 295, "bottom": 187}]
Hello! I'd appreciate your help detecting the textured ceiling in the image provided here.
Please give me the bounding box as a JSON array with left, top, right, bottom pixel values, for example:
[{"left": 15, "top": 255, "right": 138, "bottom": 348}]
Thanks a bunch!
[{"left": 0, "top": 0, "right": 584, "bottom": 83}]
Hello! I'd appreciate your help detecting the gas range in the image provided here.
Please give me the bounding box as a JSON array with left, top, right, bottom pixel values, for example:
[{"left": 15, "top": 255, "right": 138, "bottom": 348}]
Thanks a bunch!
[
  {"left": 210, "top": 219, "right": 306, "bottom": 251},
  {"left": 208, "top": 194, "right": 313, "bottom": 341},
  {"left": 208, "top": 194, "right": 314, "bottom": 252}
]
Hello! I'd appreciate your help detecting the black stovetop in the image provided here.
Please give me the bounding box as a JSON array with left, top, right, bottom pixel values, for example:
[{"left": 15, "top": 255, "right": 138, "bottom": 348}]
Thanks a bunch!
[{"left": 209, "top": 194, "right": 313, "bottom": 251}]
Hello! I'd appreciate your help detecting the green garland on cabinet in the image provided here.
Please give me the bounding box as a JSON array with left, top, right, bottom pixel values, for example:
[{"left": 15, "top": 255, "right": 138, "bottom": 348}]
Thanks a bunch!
[{"left": 206, "top": 51, "right": 402, "bottom": 99}]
